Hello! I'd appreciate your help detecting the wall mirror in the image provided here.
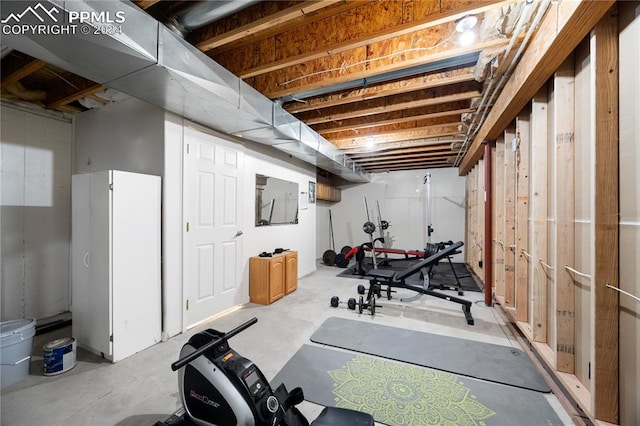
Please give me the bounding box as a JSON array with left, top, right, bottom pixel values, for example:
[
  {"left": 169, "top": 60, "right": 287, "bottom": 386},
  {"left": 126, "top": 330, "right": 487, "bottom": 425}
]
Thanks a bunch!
[{"left": 255, "top": 174, "right": 299, "bottom": 226}]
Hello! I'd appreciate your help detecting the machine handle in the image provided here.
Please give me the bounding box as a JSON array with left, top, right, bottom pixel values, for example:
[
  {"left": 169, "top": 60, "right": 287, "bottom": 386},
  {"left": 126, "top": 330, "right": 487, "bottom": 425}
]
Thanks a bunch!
[{"left": 171, "top": 317, "right": 258, "bottom": 371}]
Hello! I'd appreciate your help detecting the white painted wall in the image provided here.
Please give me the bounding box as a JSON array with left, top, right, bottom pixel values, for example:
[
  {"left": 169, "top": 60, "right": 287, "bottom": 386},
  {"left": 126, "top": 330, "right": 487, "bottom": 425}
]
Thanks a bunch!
[
  {"left": 242, "top": 147, "right": 317, "bottom": 278},
  {"left": 1, "top": 103, "right": 72, "bottom": 321},
  {"left": 74, "top": 97, "right": 165, "bottom": 175},
  {"left": 75, "top": 98, "right": 317, "bottom": 336},
  {"left": 317, "top": 168, "right": 466, "bottom": 263}
]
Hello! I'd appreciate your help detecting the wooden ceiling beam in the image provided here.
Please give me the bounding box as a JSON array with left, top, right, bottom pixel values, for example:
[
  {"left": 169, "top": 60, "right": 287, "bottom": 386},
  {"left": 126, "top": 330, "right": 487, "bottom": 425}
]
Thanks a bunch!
[
  {"left": 213, "top": 0, "right": 510, "bottom": 80},
  {"left": 329, "top": 123, "right": 463, "bottom": 148},
  {"left": 193, "top": 1, "right": 344, "bottom": 52},
  {"left": 46, "top": 74, "right": 104, "bottom": 109},
  {"left": 195, "top": 1, "right": 371, "bottom": 56},
  {"left": 133, "top": 1, "right": 160, "bottom": 10},
  {"left": 298, "top": 81, "right": 480, "bottom": 124},
  {"left": 349, "top": 144, "right": 458, "bottom": 159},
  {"left": 1, "top": 59, "right": 45, "bottom": 86},
  {"left": 315, "top": 105, "right": 471, "bottom": 135},
  {"left": 355, "top": 151, "right": 454, "bottom": 164},
  {"left": 251, "top": 36, "right": 508, "bottom": 99},
  {"left": 321, "top": 115, "right": 462, "bottom": 140},
  {"left": 285, "top": 66, "right": 476, "bottom": 113},
  {"left": 343, "top": 136, "right": 464, "bottom": 154},
  {"left": 366, "top": 161, "right": 452, "bottom": 172},
  {"left": 458, "top": 0, "right": 615, "bottom": 175}
]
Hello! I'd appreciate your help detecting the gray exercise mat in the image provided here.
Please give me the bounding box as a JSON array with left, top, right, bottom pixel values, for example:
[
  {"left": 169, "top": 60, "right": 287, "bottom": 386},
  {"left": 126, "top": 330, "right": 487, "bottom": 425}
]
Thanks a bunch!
[
  {"left": 310, "top": 317, "right": 550, "bottom": 392},
  {"left": 272, "top": 345, "right": 564, "bottom": 426}
]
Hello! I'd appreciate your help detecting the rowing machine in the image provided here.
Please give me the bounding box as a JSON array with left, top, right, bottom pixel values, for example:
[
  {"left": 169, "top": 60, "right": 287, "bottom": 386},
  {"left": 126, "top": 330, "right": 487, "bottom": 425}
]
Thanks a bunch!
[{"left": 155, "top": 317, "right": 374, "bottom": 426}]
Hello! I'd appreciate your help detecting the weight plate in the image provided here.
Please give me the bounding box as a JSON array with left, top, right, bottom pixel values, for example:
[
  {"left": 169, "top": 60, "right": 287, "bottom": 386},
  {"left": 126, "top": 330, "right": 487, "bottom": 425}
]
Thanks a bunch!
[
  {"left": 358, "top": 296, "right": 364, "bottom": 314},
  {"left": 322, "top": 249, "right": 336, "bottom": 266},
  {"left": 347, "top": 298, "right": 356, "bottom": 310},
  {"left": 362, "top": 221, "right": 376, "bottom": 235},
  {"left": 357, "top": 284, "right": 365, "bottom": 295},
  {"left": 340, "top": 245, "right": 352, "bottom": 255},
  {"left": 330, "top": 296, "right": 339, "bottom": 307},
  {"left": 334, "top": 253, "right": 348, "bottom": 268}
]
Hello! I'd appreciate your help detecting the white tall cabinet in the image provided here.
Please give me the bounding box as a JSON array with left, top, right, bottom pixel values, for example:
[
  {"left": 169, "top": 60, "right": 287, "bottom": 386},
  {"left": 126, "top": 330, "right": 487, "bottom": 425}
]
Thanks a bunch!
[{"left": 71, "top": 170, "right": 161, "bottom": 362}]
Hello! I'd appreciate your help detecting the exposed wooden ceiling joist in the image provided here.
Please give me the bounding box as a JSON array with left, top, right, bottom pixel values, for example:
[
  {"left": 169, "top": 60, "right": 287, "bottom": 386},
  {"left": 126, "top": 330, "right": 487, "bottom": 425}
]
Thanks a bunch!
[
  {"left": 285, "top": 66, "right": 476, "bottom": 113},
  {"left": 46, "top": 74, "right": 104, "bottom": 110},
  {"left": 212, "top": 0, "right": 510, "bottom": 82},
  {"left": 314, "top": 103, "right": 472, "bottom": 135},
  {"left": 250, "top": 37, "right": 508, "bottom": 99},
  {"left": 1, "top": 59, "right": 45, "bottom": 87},
  {"left": 192, "top": 1, "right": 344, "bottom": 52},
  {"left": 298, "top": 82, "right": 480, "bottom": 125},
  {"left": 330, "top": 123, "right": 463, "bottom": 149}
]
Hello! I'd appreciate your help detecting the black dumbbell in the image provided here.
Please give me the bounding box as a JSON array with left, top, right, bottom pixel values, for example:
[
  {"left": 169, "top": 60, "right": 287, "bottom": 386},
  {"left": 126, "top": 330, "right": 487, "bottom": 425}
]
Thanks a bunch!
[
  {"left": 356, "top": 295, "right": 381, "bottom": 315},
  {"left": 330, "top": 296, "right": 357, "bottom": 310}
]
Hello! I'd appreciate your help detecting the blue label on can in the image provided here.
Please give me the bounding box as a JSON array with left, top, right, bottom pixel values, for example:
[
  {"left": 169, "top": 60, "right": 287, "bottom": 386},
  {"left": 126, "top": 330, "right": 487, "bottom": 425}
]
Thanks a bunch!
[{"left": 43, "top": 338, "right": 75, "bottom": 375}]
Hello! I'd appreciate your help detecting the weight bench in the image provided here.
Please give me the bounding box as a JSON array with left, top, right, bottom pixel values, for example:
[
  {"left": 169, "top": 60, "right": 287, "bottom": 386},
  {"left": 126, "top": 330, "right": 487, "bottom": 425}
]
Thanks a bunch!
[{"left": 365, "top": 241, "right": 474, "bottom": 325}]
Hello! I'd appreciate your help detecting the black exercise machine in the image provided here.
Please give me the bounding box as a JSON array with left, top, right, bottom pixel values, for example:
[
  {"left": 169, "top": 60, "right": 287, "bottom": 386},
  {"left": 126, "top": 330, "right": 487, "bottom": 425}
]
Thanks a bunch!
[
  {"left": 155, "top": 317, "right": 374, "bottom": 426},
  {"left": 362, "top": 241, "right": 475, "bottom": 325}
]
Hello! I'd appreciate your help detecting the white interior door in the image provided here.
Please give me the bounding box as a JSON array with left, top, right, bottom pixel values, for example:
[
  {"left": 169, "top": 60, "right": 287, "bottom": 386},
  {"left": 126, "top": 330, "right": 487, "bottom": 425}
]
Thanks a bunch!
[{"left": 183, "top": 126, "right": 244, "bottom": 328}]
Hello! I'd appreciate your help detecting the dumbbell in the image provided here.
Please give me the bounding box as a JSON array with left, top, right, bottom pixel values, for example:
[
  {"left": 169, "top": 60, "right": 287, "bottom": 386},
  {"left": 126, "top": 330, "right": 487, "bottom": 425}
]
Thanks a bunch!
[
  {"left": 330, "top": 296, "right": 357, "bottom": 310},
  {"left": 357, "top": 283, "right": 395, "bottom": 300},
  {"left": 356, "top": 295, "right": 381, "bottom": 316}
]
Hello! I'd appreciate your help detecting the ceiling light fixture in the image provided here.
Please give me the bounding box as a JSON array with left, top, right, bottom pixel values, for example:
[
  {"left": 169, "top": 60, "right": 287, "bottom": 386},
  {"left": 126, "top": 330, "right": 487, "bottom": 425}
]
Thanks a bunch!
[
  {"left": 458, "top": 31, "right": 476, "bottom": 46},
  {"left": 366, "top": 136, "right": 375, "bottom": 149},
  {"left": 455, "top": 15, "right": 478, "bottom": 33},
  {"left": 455, "top": 15, "right": 478, "bottom": 47}
]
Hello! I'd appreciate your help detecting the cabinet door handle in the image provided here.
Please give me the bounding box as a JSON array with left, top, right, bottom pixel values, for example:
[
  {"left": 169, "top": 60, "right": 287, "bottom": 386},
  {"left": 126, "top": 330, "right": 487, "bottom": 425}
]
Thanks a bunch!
[{"left": 83, "top": 252, "right": 90, "bottom": 267}]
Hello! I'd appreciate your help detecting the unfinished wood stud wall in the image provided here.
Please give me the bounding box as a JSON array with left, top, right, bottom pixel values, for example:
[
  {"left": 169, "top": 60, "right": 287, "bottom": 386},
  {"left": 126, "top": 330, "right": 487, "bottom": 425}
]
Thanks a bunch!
[{"left": 464, "top": 6, "right": 630, "bottom": 423}]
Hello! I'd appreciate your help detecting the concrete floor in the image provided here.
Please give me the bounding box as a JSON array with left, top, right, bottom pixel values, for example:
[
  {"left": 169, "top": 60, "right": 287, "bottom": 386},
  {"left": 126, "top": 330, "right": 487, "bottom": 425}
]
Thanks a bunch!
[{"left": 1, "top": 262, "right": 575, "bottom": 425}]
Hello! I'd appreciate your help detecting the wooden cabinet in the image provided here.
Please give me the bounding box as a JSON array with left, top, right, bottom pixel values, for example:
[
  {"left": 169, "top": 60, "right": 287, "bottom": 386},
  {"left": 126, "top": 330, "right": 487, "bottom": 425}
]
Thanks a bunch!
[
  {"left": 285, "top": 252, "right": 298, "bottom": 294},
  {"left": 316, "top": 182, "right": 341, "bottom": 202},
  {"left": 249, "top": 251, "right": 298, "bottom": 305}
]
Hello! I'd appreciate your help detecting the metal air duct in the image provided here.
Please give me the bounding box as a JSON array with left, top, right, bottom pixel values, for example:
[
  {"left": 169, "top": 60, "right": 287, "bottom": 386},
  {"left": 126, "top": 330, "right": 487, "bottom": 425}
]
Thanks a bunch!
[{"left": 1, "top": 0, "right": 369, "bottom": 182}]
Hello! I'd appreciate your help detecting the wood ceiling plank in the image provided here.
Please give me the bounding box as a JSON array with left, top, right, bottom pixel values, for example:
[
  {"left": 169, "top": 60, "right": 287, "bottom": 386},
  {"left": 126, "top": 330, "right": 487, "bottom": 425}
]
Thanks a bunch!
[
  {"left": 134, "top": 1, "right": 160, "bottom": 10},
  {"left": 298, "top": 81, "right": 480, "bottom": 124},
  {"left": 458, "top": 0, "right": 615, "bottom": 175},
  {"left": 195, "top": 1, "right": 371, "bottom": 56},
  {"left": 285, "top": 66, "right": 476, "bottom": 113},
  {"left": 349, "top": 144, "right": 456, "bottom": 159},
  {"left": 250, "top": 36, "right": 508, "bottom": 98},
  {"left": 213, "top": 0, "right": 509, "bottom": 80},
  {"left": 1, "top": 59, "right": 46, "bottom": 86},
  {"left": 193, "top": 1, "right": 344, "bottom": 52},
  {"left": 328, "top": 123, "right": 462, "bottom": 148},
  {"left": 46, "top": 74, "right": 104, "bottom": 109},
  {"left": 366, "top": 161, "right": 451, "bottom": 172},
  {"left": 355, "top": 151, "right": 454, "bottom": 164},
  {"left": 314, "top": 105, "right": 471, "bottom": 135},
  {"left": 342, "top": 136, "right": 463, "bottom": 154},
  {"left": 320, "top": 115, "right": 462, "bottom": 140}
]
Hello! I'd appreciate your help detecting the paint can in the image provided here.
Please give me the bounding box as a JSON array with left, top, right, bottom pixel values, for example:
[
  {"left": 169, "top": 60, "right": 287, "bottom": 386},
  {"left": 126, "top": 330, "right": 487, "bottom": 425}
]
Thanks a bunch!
[{"left": 43, "top": 338, "right": 76, "bottom": 376}]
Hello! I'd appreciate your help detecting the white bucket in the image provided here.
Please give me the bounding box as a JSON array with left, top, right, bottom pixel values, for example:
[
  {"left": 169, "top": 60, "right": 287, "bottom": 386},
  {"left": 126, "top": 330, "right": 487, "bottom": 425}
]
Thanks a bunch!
[{"left": 0, "top": 318, "right": 36, "bottom": 389}]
